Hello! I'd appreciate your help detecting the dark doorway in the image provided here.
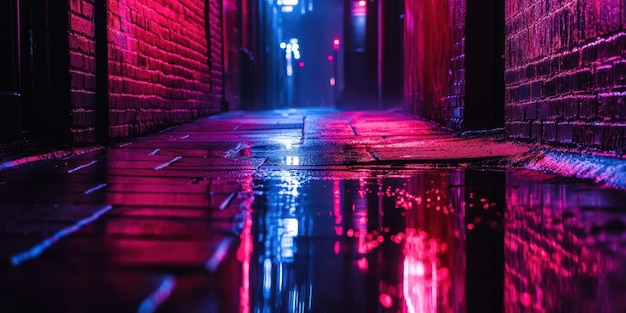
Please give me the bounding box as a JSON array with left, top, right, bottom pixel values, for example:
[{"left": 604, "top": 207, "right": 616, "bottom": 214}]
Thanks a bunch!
[
  {"left": 0, "top": 1, "right": 23, "bottom": 147},
  {"left": 464, "top": 0, "right": 505, "bottom": 130},
  {"left": 1, "top": 0, "right": 73, "bottom": 156}
]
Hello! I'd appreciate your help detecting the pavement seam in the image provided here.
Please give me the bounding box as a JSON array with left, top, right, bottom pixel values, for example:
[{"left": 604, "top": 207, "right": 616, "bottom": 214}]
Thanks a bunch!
[{"left": 348, "top": 120, "right": 358, "bottom": 136}]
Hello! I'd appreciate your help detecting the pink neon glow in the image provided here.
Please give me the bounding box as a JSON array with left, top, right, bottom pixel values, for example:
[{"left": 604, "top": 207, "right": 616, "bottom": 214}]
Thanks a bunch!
[
  {"left": 379, "top": 293, "right": 393, "bottom": 308},
  {"left": 358, "top": 0, "right": 366, "bottom": 6},
  {"left": 237, "top": 213, "right": 253, "bottom": 313}
]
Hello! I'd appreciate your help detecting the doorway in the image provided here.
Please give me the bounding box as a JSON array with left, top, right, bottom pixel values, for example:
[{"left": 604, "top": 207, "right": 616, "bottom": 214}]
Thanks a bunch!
[
  {"left": 0, "top": 1, "right": 23, "bottom": 147},
  {"left": 0, "top": 0, "right": 73, "bottom": 156}
]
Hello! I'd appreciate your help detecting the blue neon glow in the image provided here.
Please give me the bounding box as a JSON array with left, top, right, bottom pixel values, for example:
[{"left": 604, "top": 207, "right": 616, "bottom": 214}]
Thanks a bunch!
[
  {"left": 10, "top": 205, "right": 114, "bottom": 266},
  {"left": 137, "top": 275, "right": 177, "bottom": 313}
]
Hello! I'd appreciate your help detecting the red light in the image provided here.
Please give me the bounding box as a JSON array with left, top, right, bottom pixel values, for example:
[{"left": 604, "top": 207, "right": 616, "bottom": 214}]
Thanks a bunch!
[
  {"left": 298, "top": 61, "right": 305, "bottom": 68},
  {"left": 327, "top": 55, "right": 334, "bottom": 61}
]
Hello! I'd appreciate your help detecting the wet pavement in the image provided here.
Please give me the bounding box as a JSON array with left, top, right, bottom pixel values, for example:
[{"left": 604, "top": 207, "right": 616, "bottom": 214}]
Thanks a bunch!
[{"left": 0, "top": 108, "right": 625, "bottom": 313}]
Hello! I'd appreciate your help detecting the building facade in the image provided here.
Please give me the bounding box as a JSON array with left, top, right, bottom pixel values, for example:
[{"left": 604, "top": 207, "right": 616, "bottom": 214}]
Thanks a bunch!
[
  {"left": 403, "top": 0, "right": 626, "bottom": 156},
  {"left": 0, "top": 0, "right": 251, "bottom": 158}
]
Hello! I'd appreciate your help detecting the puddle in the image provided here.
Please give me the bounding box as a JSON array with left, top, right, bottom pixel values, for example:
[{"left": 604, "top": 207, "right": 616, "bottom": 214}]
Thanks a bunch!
[{"left": 237, "top": 168, "right": 626, "bottom": 313}]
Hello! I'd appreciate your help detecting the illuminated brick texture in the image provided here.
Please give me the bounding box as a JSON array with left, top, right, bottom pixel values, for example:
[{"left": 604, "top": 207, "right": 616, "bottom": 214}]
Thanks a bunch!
[
  {"left": 404, "top": 0, "right": 464, "bottom": 130},
  {"left": 106, "top": 0, "right": 218, "bottom": 141},
  {"left": 69, "top": 0, "right": 97, "bottom": 144},
  {"left": 505, "top": 0, "right": 626, "bottom": 154}
]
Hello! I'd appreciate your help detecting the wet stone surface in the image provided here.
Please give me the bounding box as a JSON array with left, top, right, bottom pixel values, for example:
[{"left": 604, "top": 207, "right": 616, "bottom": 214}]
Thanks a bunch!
[{"left": 0, "top": 109, "right": 625, "bottom": 313}]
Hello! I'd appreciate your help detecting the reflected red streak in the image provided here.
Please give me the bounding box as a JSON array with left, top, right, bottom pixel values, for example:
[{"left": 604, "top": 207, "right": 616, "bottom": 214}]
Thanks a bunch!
[
  {"left": 237, "top": 213, "right": 253, "bottom": 313},
  {"left": 333, "top": 181, "right": 343, "bottom": 235},
  {"left": 403, "top": 229, "right": 438, "bottom": 313}
]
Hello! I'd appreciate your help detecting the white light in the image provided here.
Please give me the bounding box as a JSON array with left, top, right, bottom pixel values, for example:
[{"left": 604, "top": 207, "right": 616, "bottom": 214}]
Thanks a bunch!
[
  {"left": 289, "top": 38, "right": 298, "bottom": 44},
  {"left": 286, "top": 155, "right": 300, "bottom": 165},
  {"left": 263, "top": 258, "right": 272, "bottom": 294},
  {"left": 280, "top": 42, "right": 287, "bottom": 49},
  {"left": 282, "top": 218, "right": 299, "bottom": 236},
  {"left": 281, "top": 5, "right": 293, "bottom": 13},
  {"left": 294, "top": 53, "right": 301, "bottom": 60},
  {"left": 283, "top": 0, "right": 298, "bottom": 6}
]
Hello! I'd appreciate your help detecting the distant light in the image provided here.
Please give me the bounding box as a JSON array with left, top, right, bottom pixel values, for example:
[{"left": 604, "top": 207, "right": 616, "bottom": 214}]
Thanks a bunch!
[
  {"left": 280, "top": 42, "right": 287, "bottom": 49},
  {"left": 332, "top": 38, "right": 340, "bottom": 50},
  {"left": 282, "top": 5, "right": 293, "bottom": 13},
  {"left": 299, "top": 61, "right": 305, "bottom": 68},
  {"left": 327, "top": 55, "right": 334, "bottom": 61},
  {"left": 282, "top": 0, "right": 298, "bottom": 5},
  {"left": 282, "top": 218, "right": 299, "bottom": 236},
  {"left": 358, "top": 0, "right": 366, "bottom": 6},
  {"left": 330, "top": 77, "right": 336, "bottom": 86}
]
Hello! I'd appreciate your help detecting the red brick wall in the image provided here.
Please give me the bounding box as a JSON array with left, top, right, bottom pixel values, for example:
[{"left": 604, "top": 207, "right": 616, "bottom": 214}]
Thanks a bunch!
[
  {"left": 208, "top": 0, "right": 224, "bottom": 111},
  {"left": 69, "top": 0, "right": 97, "bottom": 144},
  {"left": 505, "top": 0, "right": 626, "bottom": 154},
  {"left": 404, "top": 0, "right": 465, "bottom": 130},
  {"left": 107, "top": 0, "right": 218, "bottom": 140}
]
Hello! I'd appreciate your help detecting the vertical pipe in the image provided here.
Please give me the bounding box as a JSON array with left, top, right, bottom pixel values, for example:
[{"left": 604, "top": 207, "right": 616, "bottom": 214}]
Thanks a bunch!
[
  {"left": 95, "top": 0, "right": 109, "bottom": 144},
  {"left": 377, "top": 0, "right": 382, "bottom": 109}
]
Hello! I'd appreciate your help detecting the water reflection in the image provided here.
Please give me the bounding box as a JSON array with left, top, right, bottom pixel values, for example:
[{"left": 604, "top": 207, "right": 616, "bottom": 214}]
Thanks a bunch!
[
  {"left": 505, "top": 171, "right": 626, "bottom": 313},
  {"left": 247, "top": 170, "right": 467, "bottom": 313},
  {"left": 241, "top": 169, "right": 626, "bottom": 313}
]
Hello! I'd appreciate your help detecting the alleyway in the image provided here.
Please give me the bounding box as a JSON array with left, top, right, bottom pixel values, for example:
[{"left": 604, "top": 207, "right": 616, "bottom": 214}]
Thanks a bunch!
[{"left": 1, "top": 108, "right": 625, "bottom": 313}]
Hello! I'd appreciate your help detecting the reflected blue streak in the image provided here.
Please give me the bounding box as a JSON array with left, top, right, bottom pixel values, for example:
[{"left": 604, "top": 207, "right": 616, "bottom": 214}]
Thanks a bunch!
[
  {"left": 206, "top": 238, "right": 233, "bottom": 272},
  {"left": 137, "top": 275, "right": 176, "bottom": 313},
  {"left": 84, "top": 183, "right": 108, "bottom": 195},
  {"left": 154, "top": 156, "right": 182, "bottom": 170},
  {"left": 10, "top": 205, "right": 114, "bottom": 266},
  {"left": 67, "top": 160, "right": 98, "bottom": 174}
]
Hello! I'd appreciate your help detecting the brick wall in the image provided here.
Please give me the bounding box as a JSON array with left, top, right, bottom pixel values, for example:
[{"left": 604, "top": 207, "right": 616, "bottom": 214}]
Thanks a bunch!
[
  {"left": 69, "top": 0, "right": 97, "bottom": 144},
  {"left": 505, "top": 0, "right": 626, "bottom": 154},
  {"left": 208, "top": 0, "right": 224, "bottom": 111},
  {"left": 404, "top": 0, "right": 466, "bottom": 131},
  {"left": 107, "top": 0, "right": 218, "bottom": 141}
]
